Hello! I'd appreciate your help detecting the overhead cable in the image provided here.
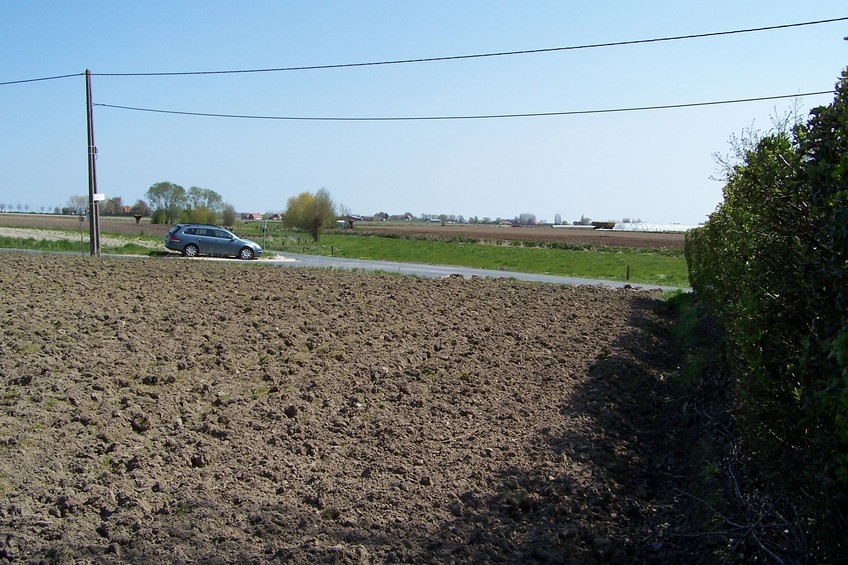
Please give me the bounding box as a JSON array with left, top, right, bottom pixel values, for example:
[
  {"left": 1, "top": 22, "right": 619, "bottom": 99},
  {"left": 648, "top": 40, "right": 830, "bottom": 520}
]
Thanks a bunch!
[
  {"left": 92, "top": 17, "right": 848, "bottom": 76},
  {"left": 94, "top": 90, "right": 834, "bottom": 121},
  {"left": 0, "top": 72, "right": 85, "bottom": 87},
  {"left": 2, "top": 17, "right": 844, "bottom": 86}
]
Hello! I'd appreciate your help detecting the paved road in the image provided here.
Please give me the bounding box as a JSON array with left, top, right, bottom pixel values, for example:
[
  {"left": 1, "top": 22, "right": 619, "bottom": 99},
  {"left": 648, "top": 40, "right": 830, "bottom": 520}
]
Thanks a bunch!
[{"left": 260, "top": 251, "right": 687, "bottom": 291}]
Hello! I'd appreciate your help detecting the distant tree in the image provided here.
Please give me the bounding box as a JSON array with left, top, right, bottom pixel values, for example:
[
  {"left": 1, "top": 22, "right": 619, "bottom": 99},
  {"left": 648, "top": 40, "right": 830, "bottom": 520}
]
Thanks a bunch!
[
  {"left": 24, "top": 204, "right": 29, "bottom": 213},
  {"left": 187, "top": 186, "right": 223, "bottom": 213},
  {"left": 53, "top": 207, "right": 61, "bottom": 214},
  {"left": 146, "top": 181, "right": 186, "bottom": 224},
  {"left": 151, "top": 209, "right": 168, "bottom": 224},
  {"left": 282, "top": 188, "right": 338, "bottom": 242},
  {"left": 66, "top": 195, "right": 87, "bottom": 215},
  {"left": 554, "top": 213, "right": 562, "bottom": 225},
  {"left": 374, "top": 212, "right": 389, "bottom": 221},
  {"left": 438, "top": 214, "right": 448, "bottom": 225},
  {"left": 103, "top": 197, "right": 124, "bottom": 216},
  {"left": 517, "top": 213, "right": 537, "bottom": 225},
  {"left": 222, "top": 203, "right": 237, "bottom": 227},
  {"left": 180, "top": 206, "right": 219, "bottom": 225},
  {"left": 131, "top": 199, "right": 151, "bottom": 217}
]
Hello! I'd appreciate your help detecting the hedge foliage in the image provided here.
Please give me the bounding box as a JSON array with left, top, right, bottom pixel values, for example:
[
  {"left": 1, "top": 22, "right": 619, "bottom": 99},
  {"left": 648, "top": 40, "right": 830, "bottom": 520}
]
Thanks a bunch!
[{"left": 685, "top": 69, "right": 848, "bottom": 552}]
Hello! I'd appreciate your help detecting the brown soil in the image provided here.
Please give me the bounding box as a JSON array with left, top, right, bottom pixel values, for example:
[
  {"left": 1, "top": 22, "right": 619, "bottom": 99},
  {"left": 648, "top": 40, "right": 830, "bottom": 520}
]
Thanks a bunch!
[{"left": 0, "top": 252, "right": 706, "bottom": 563}]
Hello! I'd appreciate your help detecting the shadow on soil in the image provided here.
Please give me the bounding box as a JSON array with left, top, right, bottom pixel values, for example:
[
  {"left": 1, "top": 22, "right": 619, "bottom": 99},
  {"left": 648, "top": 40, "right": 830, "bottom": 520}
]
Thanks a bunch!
[
  {"left": 417, "top": 295, "right": 696, "bottom": 564},
  {"left": 408, "top": 295, "right": 702, "bottom": 564}
]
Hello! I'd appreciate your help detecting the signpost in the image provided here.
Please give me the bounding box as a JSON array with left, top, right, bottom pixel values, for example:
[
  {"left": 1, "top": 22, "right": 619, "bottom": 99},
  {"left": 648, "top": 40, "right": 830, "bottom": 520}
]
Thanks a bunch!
[{"left": 79, "top": 213, "right": 85, "bottom": 255}]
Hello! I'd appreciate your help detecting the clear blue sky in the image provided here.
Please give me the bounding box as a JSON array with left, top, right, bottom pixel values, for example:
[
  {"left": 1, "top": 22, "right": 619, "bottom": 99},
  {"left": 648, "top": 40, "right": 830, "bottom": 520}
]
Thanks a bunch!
[{"left": 1, "top": 1, "right": 846, "bottom": 224}]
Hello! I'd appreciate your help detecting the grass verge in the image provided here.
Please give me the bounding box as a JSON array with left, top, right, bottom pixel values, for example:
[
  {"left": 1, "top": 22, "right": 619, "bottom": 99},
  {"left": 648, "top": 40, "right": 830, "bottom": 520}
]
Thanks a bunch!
[
  {"left": 256, "top": 231, "right": 689, "bottom": 287},
  {"left": 0, "top": 235, "right": 159, "bottom": 257}
]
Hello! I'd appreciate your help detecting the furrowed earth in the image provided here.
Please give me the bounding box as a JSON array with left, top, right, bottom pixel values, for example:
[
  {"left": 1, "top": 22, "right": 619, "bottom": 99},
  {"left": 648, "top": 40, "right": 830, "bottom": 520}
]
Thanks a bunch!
[{"left": 0, "top": 251, "right": 703, "bottom": 563}]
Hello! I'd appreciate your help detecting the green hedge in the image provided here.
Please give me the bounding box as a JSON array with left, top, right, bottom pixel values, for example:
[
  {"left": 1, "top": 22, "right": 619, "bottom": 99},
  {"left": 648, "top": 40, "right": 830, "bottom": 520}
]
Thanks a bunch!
[{"left": 685, "top": 69, "right": 848, "bottom": 554}]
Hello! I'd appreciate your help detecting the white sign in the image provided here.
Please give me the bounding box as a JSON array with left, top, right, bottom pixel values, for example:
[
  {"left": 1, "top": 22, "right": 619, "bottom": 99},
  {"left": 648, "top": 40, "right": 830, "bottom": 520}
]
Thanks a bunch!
[{"left": 92, "top": 193, "right": 106, "bottom": 202}]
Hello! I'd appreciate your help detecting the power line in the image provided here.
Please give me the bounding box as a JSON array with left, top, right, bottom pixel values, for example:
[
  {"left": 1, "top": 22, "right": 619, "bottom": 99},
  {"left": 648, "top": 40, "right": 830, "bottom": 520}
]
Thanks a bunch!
[
  {"left": 2, "top": 17, "right": 844, "bottom": 86},
  {"left": 93, "top": 90, "right": 834, "bottom": 122},
  {"left": 0, "top": 72, "right": 84, "bottom": 87},
  {"left": 91, "top": 16, "right": 848, "bottom": 77}
]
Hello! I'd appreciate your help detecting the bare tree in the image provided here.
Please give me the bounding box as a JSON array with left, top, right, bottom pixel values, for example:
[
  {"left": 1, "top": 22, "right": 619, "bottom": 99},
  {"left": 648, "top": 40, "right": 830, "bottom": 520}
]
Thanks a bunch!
[{"left": 66, "top": 196, "right": 87, "bottom": 215}]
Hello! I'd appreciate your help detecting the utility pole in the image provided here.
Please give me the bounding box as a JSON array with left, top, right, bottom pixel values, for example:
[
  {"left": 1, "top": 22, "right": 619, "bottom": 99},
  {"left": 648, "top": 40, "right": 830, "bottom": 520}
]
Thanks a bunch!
[{"left": 85, "top": 69, "right": 101, "bottom": 256}]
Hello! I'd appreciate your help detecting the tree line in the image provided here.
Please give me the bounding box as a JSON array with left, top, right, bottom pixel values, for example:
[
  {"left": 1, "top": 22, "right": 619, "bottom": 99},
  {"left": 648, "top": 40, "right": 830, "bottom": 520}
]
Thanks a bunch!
[
  {"left": 44, "top": 186, "right": 623, "bottom": 233},
  {"left": 145, "top": 181, "right": 237, "bottom": 226},
  {"left": 61, "top": 195, "right": 150, "bottom": 218},
  {"left": 145, "top": 182, "right": 341, "bottom": 242}
]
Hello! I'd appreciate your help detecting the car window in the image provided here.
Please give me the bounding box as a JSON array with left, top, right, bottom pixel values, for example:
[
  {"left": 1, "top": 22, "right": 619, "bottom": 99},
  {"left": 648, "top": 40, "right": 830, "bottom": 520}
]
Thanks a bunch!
[{"left": 214, "top": 230, "right": 229, "bottom": 239}]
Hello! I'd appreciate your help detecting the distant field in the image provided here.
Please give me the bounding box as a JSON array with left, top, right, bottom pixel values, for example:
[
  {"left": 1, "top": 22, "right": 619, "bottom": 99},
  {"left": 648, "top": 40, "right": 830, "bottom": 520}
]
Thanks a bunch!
[
  {"left": 346, "top": 222, "right": 686, "bottom": 250},
  {"left": 0, "top": 213, "right": 170, "bottom": 238}
]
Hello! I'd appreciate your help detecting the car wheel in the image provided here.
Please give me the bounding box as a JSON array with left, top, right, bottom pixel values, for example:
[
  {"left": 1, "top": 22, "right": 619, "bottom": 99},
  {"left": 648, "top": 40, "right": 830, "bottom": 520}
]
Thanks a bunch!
[
  {"left": 183, "top": 244, "right": 199, "bottom": 258},
  {"left": 239, "top": 247, "right": 255, "bottom": 260}
]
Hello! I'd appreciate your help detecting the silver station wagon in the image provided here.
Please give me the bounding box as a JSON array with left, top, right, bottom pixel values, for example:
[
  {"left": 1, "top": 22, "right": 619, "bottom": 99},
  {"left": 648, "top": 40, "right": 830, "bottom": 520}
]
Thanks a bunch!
[{"left": 165, "top": 224, "right": 263, "bottom": 260}]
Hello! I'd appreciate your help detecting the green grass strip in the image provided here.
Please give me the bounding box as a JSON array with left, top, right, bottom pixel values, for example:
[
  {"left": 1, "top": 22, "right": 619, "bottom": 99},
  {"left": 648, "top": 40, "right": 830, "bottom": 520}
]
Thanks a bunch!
[{"left": 263, "top": 232, "right": 689, "bottom": 287}]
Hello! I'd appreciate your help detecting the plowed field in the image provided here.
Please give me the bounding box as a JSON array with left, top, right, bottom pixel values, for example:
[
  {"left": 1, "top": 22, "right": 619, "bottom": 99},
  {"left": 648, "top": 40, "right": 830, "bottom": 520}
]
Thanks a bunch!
[{"left": 0, "top": 251, "right": 709, "bottom": 563}]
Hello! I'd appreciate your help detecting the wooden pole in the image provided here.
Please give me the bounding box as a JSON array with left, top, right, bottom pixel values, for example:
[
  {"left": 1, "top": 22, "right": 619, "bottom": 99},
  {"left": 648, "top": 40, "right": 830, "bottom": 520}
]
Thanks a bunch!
[{"left": 85, "top": 69, "right": 101, "bottom": 256}]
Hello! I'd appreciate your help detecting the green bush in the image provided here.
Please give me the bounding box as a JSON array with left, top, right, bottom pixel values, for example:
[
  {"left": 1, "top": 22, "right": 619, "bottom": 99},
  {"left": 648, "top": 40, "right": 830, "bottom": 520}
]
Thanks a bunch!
[
  {"left": 150, "top": 208, "right": 168, "bottom": 225},
  {"left": 685, "top": 68, "right": 848, "bottom": 556},
  {"left": 179, "top": 206, "right": 219, "bottom": 225}
]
